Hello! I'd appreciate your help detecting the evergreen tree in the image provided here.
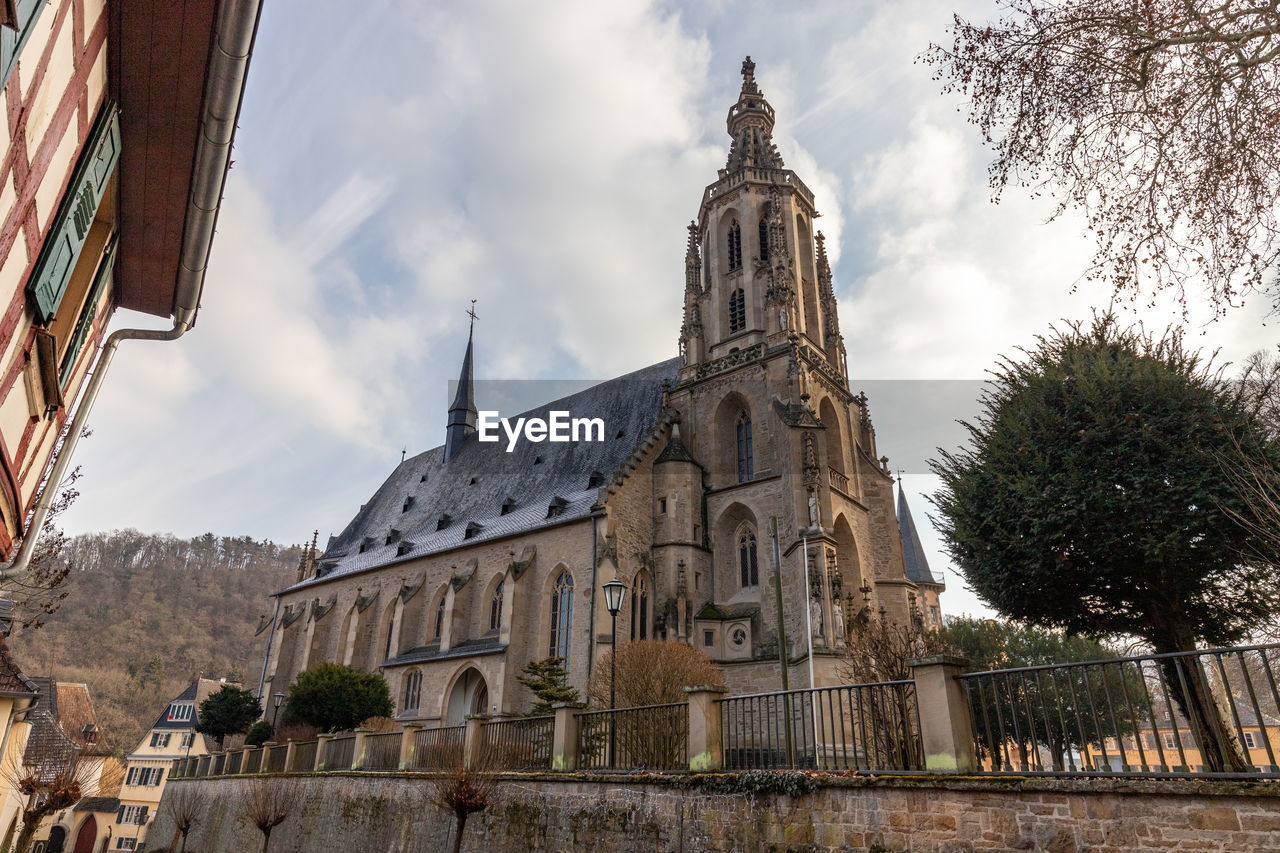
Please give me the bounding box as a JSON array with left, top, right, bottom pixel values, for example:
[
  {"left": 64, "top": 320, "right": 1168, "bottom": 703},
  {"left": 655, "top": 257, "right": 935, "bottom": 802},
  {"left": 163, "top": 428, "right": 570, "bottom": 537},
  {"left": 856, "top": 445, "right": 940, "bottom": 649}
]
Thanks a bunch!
[
  {"left": 281, "top": 663, "right": 393, "bottom": 732},
  {"left": 516, "top": 658, "right": 579, "bottom": 715},
  {"left": 195, "top": 685, "right": 262, "bottom": 750}
]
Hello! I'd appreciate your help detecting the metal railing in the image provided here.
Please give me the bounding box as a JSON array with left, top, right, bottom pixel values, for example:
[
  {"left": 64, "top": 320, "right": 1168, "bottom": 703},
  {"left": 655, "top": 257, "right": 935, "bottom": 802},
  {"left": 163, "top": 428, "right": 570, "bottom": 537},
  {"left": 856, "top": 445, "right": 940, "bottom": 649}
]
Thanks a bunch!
[
  {"left": 576, "top": 703, "right": 689, "bottom": 772},
  {"left": 957, "top": 644, "right": 1280, "bottom": 778},
  {"left": 210, "top": 753, "right": 226, "bottom": 776},
  {"left": 289, "top": 740, "right": 317, "bottom": 772},
  {"left": 410, "top": 725, "right": 465, "bottom": 770},
  {"left": 266, "top": 745, "right": 288, "bottom": 773},
  {"left": 324, "top": 735, "right": 356, "bottom": 770},
  {"left": 242, "top": 747, "right": 262, "bottom": 774},
  {"left": 481, "top": 716, "right": 553, "bottom": 771},
  {"left": 225, "top": 751, "right": 243, "bottom": 775},
  {"left": 363, "top": 731, "right": 403, "bottom": 771},
  {"left": 719, "top": 681, "right": 924, "bottom": 772}
]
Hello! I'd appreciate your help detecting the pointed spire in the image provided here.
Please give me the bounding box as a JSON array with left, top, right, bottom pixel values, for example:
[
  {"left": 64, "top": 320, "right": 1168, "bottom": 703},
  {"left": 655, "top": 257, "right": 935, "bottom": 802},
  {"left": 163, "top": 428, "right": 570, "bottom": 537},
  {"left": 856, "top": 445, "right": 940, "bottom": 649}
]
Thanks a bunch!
[
  {"left": 725, "top": 56, "right": 784, "bottom": 173},
  {"left": 445, "top": 303, "right": 478, "bottom": 462},
  {"left": 816, "top": 232, "right": 834, "bottom": 301},
  {"left": 684, "top": 221, "right": 701, "bottom": 295},
  {"left": 897, "top": 483, "right": 942, "bottom": 586}
]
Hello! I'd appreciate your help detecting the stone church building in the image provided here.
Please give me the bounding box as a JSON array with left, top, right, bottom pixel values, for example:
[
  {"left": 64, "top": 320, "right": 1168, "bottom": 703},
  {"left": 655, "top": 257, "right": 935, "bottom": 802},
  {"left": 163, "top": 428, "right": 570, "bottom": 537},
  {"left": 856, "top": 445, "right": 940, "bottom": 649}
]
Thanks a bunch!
[{"left": 259, "top": 59, "right": 944, "bottom": 725}]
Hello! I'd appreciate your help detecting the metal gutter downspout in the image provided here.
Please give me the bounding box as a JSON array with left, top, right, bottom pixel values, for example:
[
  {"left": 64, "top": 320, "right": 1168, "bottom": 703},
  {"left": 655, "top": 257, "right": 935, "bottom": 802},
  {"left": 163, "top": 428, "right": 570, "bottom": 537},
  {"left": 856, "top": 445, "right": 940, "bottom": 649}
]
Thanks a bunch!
[{"left": 0, "top": 0, "right": 263, "bottom": 581}]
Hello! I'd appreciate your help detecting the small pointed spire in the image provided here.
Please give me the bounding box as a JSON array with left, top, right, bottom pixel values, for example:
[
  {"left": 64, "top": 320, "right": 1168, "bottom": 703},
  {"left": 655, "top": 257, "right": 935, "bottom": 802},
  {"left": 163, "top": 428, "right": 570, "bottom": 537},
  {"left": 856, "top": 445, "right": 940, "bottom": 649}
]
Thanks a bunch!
[
  {"left": 445, "top": 303, "right": 478, "bottom": 462},
  {"left": 725, "top": 56, "right": 783, "bottom": 172},
  {"left": 897, "top": 483, "right": 941, "bottom": 586}
]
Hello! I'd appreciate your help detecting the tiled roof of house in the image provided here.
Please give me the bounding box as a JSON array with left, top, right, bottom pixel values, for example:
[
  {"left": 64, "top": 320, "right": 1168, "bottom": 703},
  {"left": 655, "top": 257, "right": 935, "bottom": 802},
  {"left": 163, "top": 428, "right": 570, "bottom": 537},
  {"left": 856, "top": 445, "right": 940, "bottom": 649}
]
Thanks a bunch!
[
  {"left": 0, "top": 636, "right": 37, "bottom": 697},
  {"left": 21, "top": 681, "right": 112, "bottom": 770},
  {"left": 74, "top": 796, "right": 121, "bottom": 813},
  {"left": 897, "top": 484, "right": 943, "bottom": 586},
  {"left": 51, "top": 683, "right": 111, "bottom": 756},
  {"left": 284, "top": 358, "right": 680, "bottom": 593}
]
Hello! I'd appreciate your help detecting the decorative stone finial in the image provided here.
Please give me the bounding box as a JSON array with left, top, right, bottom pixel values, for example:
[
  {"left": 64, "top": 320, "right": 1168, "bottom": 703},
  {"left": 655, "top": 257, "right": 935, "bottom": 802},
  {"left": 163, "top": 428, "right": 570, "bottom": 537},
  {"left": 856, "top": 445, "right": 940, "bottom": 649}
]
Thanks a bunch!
[{"left": 741, "top": 56, "right": 759, "bottom": 94}]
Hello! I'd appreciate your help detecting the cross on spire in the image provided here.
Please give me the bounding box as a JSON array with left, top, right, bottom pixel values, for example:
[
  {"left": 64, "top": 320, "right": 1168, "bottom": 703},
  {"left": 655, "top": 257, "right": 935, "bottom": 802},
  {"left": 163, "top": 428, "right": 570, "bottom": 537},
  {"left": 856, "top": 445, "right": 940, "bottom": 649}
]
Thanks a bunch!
[{"left": 466, "top": 299, "right": 478, "bottom": 335}]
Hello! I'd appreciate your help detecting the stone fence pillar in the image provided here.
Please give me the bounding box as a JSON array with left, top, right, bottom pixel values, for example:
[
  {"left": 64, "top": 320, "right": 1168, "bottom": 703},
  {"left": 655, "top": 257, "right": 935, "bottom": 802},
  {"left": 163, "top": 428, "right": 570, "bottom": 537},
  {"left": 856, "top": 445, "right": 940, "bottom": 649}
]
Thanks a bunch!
[
  {"left": 315, "top": 733, "right": 335, "bottom": 771},
  {"left": 399, "top": 723, "right": 423, "bottom": 770},
  {"left": 463, "top": 715, "right": 488, "bottom": 770},
  {"left": 351, "top": 728, "right": 371, "bottom": 770},
  {"left": 551, "top": 702, "right": 586, "bottom": 771},
  {"left": 260, "top": 741, "right": 277, "bottom": 773},
  {"left": 684, "top": 685, "right": 728, "bottom": 771},
  {"left": 908, "top": 655, "right": 978, "bottom": 773},
  {"left": 282, "top": 740, "right": 297, "bottom": 773}
]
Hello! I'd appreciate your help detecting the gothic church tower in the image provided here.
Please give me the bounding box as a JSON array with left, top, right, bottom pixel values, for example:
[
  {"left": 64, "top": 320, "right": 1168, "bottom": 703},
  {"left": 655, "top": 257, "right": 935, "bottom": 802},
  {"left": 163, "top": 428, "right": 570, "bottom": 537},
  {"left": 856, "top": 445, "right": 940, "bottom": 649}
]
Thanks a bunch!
[{"left": 661, "top": 58, "right": 921, "bottom": 689}]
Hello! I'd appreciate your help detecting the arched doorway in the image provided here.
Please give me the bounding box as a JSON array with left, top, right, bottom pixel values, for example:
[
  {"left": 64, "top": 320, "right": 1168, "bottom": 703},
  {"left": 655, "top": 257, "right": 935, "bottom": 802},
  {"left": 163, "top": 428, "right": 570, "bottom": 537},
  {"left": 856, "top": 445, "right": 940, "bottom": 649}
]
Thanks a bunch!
[
  {"left": 445, "top": 667, "right": 489, "bottom": 724},
  {"left": 72, "top": 816, "right": 96, "bottom": 853},
  {"left": 46, "top": 825, "right": 67, "bottom": 853}
]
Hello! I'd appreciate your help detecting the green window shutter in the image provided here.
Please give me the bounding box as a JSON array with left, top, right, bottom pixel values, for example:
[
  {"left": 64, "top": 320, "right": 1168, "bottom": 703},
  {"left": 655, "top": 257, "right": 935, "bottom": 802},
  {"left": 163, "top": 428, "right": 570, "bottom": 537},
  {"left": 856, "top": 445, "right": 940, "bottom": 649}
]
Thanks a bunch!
[
  {"left": 1, "top": 0, "right": 49, "bottom": 91},
  {"left": 26, "top": 101, "right": 120, "bottom": 325},
  {"left": 57, "top": 233, "right": 115, "bottom": 389}
]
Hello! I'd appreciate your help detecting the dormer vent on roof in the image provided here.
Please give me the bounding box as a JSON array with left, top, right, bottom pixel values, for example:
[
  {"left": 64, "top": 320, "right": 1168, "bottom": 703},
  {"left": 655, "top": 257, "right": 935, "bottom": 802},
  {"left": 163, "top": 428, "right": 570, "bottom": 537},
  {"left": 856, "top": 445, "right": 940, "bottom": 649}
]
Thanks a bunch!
[
  {"left": 359, "top": 537, "right": 374, "bottom": 553},
  {"left": 500, "top": 497, "right": 517, "bottom": 516},
  {"left": 464, "top": 521, "right": 483, "bottom": 540},
  {"left": 534, "top": 456, "right": 543, "bottom": 465},
  {"left": 385, "top": 529, "right": 401, "bottom": 546},
  {"left": 546, "top": 496, "right": 568, "bottom": 519},
  {"left": 397, "top": 541, "right": 414, "bottom": 557},
  {"left": 587, "top": 471, "right": 604, "bottom": 488},
  {"left": 436, "top": 514, "right": 452, "bottom": 531},
  {"left": 402, "top": 496, "right": 414, "bottom": 513}
]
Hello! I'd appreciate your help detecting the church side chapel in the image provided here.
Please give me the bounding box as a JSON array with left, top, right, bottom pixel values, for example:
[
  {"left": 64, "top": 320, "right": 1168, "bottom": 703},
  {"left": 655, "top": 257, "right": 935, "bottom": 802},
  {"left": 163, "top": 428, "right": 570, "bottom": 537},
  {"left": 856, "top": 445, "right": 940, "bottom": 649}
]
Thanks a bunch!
[{"left": 259, "top": 58, "right": 944, "bottom": 725}]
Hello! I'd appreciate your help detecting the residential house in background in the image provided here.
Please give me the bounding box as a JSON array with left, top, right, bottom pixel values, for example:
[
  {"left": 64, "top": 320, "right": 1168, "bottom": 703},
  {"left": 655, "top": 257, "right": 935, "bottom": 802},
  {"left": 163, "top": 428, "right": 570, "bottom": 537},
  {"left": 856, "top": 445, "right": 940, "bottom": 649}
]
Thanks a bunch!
[
  {"left": 112, "top": 677, "right": 223, "bottom": 851},
  {"left": 0, "top": 0, "right": 260, "bottom": 574}
]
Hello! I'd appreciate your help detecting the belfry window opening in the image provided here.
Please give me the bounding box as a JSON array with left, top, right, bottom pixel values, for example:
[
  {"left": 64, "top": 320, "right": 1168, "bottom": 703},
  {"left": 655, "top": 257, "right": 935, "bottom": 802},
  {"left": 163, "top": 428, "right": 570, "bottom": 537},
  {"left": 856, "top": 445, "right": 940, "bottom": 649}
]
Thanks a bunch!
[
  {"left": 736, "top": 410, "right": 753, "bottom": 482},
  {"left": 758, "top": 218, "right": 769, "bottom": 263},
  {"left": 729, "top": 288, "right": 745, "bottom": 333},
  {"left": 727, "top": 220, "right": 742, "bottom": 271}
]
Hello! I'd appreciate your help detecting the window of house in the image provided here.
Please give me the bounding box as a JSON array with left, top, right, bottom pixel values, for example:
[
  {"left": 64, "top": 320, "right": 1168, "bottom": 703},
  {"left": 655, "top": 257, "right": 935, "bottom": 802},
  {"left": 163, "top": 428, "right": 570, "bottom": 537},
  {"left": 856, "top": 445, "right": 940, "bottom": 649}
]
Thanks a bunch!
[
  {"left": 630, "top": 574, "right": 649, "bottom": 641},
  {"left": 727, "top": 220, "right": 742, "bottom": 271},
  {"left": 179, "top": 733, "right": 193, "bottom": 750},
  {"left": 490, "top": 580, "right": 504, "bottom": 632},
  {"left": 403, "top": 671, "right": 422, "bottom": 713},
  {"left": 149, "top": 732, "right": 170, "bottom": 749},
  {"left": 1163, "top": 733, "right": 1178, "bottom": 750},
  {"left": 116, "top": 805, "right": 148, "bottom": 826},
  {"left": 549, "top": 572, "right": 574, "bottom": 663},
  {"left": 433, "top": 595, "right": 446, "bottom": 641},
  {"left": 736, "top": 411, "right": 753, "bottom": 482},
  {"left": 115, "top": 839, "right": 136, "bottom": 851},
  {"left": 704, "top": 630, "right": 714, "bottom": 647},
  {"left": 166, "top": 704, "right": 193, "bottom": 722},
  {"left": 728, "top": 288, "right": 746, "bottom": 333},
  {"left": 758, "top": 218, "right": 770, "bottom": 263},
  {"left": 739, "top": 530, "right": 759, "bottom": 588},
  {"left": 1245, "top": 731, "right": 1259, "bottom": 749}
]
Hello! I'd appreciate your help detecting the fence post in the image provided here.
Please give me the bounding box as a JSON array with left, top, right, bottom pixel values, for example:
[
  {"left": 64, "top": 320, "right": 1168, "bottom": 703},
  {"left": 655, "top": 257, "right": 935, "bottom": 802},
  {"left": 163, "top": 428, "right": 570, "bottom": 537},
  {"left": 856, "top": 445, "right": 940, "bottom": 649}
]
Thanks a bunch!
[
  {"left": 351, "top": 728, "right": 371, "bottom": 770},
  {"left": 551, "top": 702, "right": 586, "bottom": 771},
  {"left": 315, "top": 733, "right": 335, "bottom": 771},
  {"left": 908, "top": 655, "right": 977, "bottom": 773},
  {"left": 399, "top": 723, "right": 423, "bottom": 770},
  {"left": 261, "top": 742, "right": 277, "bottom": 773},
  {"left": 283, "top": 740, "right": 297, "bottom": 773},
  {"left": 463, "top": 716, "right": 488, "bottom": 769},
  {"left": 684, "top": 685, "right": 728, "bottom": 771}
]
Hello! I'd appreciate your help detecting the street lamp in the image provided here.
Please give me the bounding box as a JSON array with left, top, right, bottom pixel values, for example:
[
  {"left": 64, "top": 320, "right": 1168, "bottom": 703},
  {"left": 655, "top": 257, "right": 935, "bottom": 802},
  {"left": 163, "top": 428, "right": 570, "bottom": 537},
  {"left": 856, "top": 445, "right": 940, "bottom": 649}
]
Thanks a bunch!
[
  {"left": 272, "top": 692, "right": 286, "bottom": 729},
  {"left": 601, "top": 577, "right": 627, "bottom": 767}
]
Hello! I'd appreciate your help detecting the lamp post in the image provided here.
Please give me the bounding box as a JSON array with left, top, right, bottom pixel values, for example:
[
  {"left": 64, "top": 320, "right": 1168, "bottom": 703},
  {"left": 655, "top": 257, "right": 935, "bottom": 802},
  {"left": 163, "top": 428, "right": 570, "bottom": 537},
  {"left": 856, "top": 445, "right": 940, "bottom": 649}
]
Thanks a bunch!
[
  {"left": 272, "top": 691, "right": 285, "bottom": 729},
  {"left": 601, "top": 577, "right": 627, "bottom": 767}
]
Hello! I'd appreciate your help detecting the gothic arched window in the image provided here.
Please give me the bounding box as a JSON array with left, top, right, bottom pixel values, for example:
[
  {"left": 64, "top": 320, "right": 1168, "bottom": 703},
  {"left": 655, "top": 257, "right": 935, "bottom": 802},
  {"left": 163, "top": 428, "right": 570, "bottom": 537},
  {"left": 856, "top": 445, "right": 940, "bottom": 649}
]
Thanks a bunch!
[
  {"left": 729, "top": 288, "right": 746, "bottom": 333},
  {"left": 736, "top": 410, "right": 754, "bottom": 482},
  {"left": 630, "top": 574, "right": 649, "bottom": 641},
  {"left": 403, "top": 670, "right": 422, "bottom": 712},
  {"left": 758, "top": 218, "right": 770, "bottom": 263},
  {"left": 433, "top": 594, "right": 445, "bottom": 641},
  {"left": 727, "top": 220, "right": 742, "bottom": 271},
  {"left": 739, "top": 529, "right": 759, "bottom": 588},
  {"left": 549, "top": 571, "right": 574, "bottom": 663},
  {"left": 489, "top": 580, "right": 504, "bottom": 633}
]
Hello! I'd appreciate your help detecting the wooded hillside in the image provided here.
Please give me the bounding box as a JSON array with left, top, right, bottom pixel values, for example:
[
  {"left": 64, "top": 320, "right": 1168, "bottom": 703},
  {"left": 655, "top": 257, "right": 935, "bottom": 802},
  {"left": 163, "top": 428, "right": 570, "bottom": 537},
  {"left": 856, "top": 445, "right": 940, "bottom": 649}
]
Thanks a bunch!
[{"left": 8, "top": 530, "right": 300, "bottom": 755}]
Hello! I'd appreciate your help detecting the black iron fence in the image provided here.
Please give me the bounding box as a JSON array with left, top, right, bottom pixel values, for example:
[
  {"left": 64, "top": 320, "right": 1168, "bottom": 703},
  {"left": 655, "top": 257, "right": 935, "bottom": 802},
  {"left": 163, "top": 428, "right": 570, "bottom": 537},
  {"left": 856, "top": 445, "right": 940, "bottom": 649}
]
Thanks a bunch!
[
  {"left": 719, "top": 681, "right": 924, "bottom": 772},
  {"left": 957, "top": 644, "right": 1280, "bottom": 778},
  {"left": 576, "top": 703, "right": 689, "bottom": 772},
  {"left": 482, "top": 716, "right": 553, "bottom": 770},
  {"left": 409, "top": 724, "right": 466, "bottom": 770},
  {"left": 363, "top": 731, "right": 402, "bottom": 771},
  {"left": 289, "top": 740, "right": 317, "bottom": 772},
  {"left": 323, "top": 735, "right": 356, "bottom": 770}
]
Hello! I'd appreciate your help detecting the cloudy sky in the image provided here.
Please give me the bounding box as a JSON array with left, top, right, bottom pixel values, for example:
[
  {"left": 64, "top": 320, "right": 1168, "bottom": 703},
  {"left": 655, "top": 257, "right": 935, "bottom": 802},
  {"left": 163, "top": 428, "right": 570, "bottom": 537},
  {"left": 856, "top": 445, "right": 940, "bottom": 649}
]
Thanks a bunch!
[{"left": 60, "top": 0, "right": 1277, "bottom": 618}]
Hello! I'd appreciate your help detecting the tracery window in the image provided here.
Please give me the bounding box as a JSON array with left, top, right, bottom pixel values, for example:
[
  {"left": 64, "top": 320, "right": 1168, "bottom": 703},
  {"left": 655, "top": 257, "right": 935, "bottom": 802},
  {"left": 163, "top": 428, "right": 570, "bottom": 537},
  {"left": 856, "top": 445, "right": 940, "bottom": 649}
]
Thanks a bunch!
[
  {"left": 433, "top": 594, "right": 445, "bottom": 641},
  {"left": 403, "top": 670, "right": 422, "bottom": 712},
  {"left": 736, "top": 411, "right": 753, "bottom": 482},
  {"left": 729, "top": 288, "right": 745, "bottom": 333},
  {"left": 630, "top": 574, "right": 649, "bottom": 641},
  {"left": 727, "top": 220, "right": 742, "bottom": 271},
  {"left": 490, "top": 580, "right": 504, "bottom": 632},
  {"left": 739, "top": 529, "right": 759, "bottom": 588},
  {"left": 758, "top": 218, "right": 769, "bottom": 263},
  {"left": 549, "top": 571, "right": 574, "bottom": 662}
]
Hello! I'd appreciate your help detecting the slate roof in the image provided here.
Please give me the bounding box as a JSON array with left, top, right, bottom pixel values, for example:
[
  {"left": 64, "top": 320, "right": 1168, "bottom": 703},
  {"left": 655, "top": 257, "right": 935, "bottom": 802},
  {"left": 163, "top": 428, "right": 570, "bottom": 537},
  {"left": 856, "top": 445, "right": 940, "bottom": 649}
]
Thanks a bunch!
[
  {"left": 898, "top": 484, "right": 943, "bottom": 586},
  {"left": 286, "top": 358, "right": 681, "bottom": 593},
  {"left": 0, "top": 635, "right": 37, "bottom": 697},
  {"left": 75, "top": 796, "right": 120, "bottom": 813},
  {"left": 149, "top": 677, "right": 236, "bottom": 731}
]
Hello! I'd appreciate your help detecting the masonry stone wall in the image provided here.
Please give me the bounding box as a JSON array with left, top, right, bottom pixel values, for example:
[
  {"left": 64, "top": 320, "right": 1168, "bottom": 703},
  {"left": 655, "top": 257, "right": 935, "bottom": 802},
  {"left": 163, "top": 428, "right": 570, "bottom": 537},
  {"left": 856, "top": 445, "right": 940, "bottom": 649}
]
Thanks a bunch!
[{"left": 149, "top": 773, "right": 1280, "bottom": 853}]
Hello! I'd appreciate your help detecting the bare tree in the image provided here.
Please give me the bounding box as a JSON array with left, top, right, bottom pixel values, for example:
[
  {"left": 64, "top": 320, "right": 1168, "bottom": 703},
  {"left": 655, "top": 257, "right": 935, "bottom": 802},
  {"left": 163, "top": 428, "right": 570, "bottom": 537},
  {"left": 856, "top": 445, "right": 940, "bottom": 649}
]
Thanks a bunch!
[
  {"left": 839, "top": 610, "right": 952, "bottom": 684},
  {"left": 5, "top": 466, "right": 81, "bottom": 632},
  {"left": 587, "top": 640, "right": 723, "bottom": 708},
  {"left": 430, "top": 749, "right": 500, "bottom": 853},
  {"left": 923, "top": 1, "right": 1280, "bottom": 315},
  {"left": 241, "top": 776, "right": 301, "bottom": 853},
  {"left": 1, "top": 743, "right": 98, "bottom": 853},
  {"left": 164, "top": 784, "right": 207, "bottom": 853}
]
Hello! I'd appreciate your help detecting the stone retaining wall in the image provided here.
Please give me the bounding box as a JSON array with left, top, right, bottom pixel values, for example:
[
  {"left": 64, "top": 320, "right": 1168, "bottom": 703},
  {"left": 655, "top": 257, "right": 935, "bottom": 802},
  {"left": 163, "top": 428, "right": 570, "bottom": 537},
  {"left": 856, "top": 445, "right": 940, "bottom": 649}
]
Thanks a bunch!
[{"left": 146, "top": 772, "right": 1280, "bottom": 853}]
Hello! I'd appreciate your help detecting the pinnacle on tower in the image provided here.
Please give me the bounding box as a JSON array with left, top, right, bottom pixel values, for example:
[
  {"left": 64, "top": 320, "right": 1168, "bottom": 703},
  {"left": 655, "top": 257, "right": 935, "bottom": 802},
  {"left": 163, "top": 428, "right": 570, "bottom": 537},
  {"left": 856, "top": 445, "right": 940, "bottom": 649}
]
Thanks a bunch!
[
  {"left": 444, "top": 303, "right": 478, "bottom": 462},
  {"left": 725, "top": 56, "right": 784, "bottom": 173}
]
